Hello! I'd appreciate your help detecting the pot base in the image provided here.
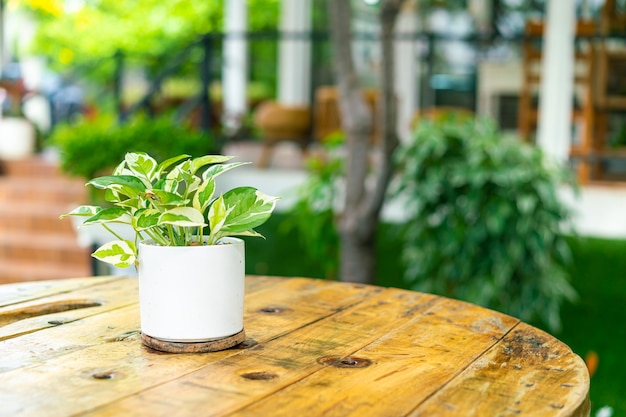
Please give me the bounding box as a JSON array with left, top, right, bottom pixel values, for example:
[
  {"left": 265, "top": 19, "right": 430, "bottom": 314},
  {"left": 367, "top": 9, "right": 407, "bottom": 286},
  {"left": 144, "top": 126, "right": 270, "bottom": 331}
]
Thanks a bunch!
[{"left": 141, "top": 329, "right": 246, "bottom": 353}]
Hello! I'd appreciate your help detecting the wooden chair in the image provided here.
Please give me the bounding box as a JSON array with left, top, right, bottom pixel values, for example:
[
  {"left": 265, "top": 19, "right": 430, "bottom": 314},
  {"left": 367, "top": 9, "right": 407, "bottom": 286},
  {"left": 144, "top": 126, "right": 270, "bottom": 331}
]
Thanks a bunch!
[
  {"left": 253, "top": 100, "right": 311, "bottom": 168},
  {"left": 517, "top": 20, "right": 600, "bottom": 183},
  {"left": 314, "top": 86, "right": 379, "bottom": 143}
]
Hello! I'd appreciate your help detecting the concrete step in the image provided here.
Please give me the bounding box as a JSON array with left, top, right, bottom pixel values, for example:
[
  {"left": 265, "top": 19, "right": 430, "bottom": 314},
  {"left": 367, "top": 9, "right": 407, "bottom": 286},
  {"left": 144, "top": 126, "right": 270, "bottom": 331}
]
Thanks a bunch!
[
  {"left": 0, "top": 177, "right": 87, "bottom": 204},
  {"left": 0, "top": 232, "right": 91, "bottom": 268},
  {"left": 0, "top": 202, "right": 82, "bottom": 235},
  {"left": 0, "top": 155, "right": 64, "bottom": 178},
  {"left": 0, "top": 154, "right": 97, "bottom": 283},
  {"left": 0, "top": 261, "right": 93, "bottom": 284}
]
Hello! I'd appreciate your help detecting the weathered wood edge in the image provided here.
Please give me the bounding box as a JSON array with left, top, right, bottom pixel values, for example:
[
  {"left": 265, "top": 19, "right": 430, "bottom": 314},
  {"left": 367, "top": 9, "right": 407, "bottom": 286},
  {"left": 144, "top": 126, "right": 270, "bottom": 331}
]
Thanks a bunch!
[{"left": 0, "top": 276, "right": 124, "bottom": 308}]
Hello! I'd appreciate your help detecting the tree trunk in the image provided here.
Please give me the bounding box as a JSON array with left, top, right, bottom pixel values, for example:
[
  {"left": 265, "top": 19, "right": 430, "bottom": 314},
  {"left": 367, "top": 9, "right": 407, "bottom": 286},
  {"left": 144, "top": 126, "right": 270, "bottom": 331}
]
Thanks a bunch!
[{"left": 328, "top": 0, "right": 405, "bottom": 284}]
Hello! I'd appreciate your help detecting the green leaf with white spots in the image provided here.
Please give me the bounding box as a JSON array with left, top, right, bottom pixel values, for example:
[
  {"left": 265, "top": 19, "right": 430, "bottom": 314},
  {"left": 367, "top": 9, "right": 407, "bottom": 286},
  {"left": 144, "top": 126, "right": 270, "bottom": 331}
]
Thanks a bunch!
[
  {"left": 220, "top": 187, "right": 278, "bottom": 233},
  {"left": 202, "top": 161, "right": 251, "bottom": 181},
  {"left": 88, "top": 175, "right": 146, "bottom": 199},
  {"left": 59, "top": 205, "right": 101, "bottom": 219},
  {"left": 208, "top": 194, "right": 227, "bottom": 237},
  {"left": 134, "top": 208, "right": 160, "bottom": 230},
  {"left": 193, "top": 178, "right": 215, "bottom": 213},
  {"left": 159, "top": 207, "right": 206, "bottom": 227},
  {"left": 125, "top": 152, "right": 158, "bottom": 185},
  {"left": 92, "top": 240, "right": 136, "bottom": 268},
  {"left": 83, "top": 207, "right": 132, "bottom": 225},
  {"left": 147, "top": 190, "right": 189, "bottom": 207},
  {"left": 157, "top": 154, "right": 190, "bottom": 178},
  {"left": 191, "top": 155, "right": 235, "bottom": 174}
]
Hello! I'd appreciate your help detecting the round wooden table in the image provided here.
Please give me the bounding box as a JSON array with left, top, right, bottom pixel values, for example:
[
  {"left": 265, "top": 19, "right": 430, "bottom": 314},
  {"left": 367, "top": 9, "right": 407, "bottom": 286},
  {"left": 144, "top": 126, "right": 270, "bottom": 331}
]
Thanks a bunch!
[{"left": 0, "top": 276, "right": 590, "bottom": 416}]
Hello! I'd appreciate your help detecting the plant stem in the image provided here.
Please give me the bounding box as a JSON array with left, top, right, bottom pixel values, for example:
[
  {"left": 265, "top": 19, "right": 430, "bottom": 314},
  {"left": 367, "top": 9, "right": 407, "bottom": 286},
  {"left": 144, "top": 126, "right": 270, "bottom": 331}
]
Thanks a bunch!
[
  {"left": 167, "top": 224, "right": 178, "bottom": 245},
  {"left": 102, "top": 224, "right": 126, "bottom": 242}
]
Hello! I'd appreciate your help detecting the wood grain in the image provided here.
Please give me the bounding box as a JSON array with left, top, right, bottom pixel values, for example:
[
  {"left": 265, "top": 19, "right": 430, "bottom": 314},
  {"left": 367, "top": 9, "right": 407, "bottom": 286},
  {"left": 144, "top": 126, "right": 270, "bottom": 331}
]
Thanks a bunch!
[{"left": 0, "top": 276, "right": 590, "bottom": 417}]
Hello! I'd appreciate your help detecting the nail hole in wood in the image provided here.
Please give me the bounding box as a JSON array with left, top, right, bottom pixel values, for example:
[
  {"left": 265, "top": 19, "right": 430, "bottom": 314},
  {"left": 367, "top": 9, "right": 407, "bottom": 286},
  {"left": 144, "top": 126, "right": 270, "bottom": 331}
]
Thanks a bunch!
[
  {"left": 240, "top": 371, "right": 278, "bottom": 380},
  {"left": 258, "top": 306, "right": 288, "bottom": 314},
  {"left": 92, "top": 372, "right": 116, "bottom": 380},
  {"left": 317, "top": 356, "right": 373, "bottom": 368}
]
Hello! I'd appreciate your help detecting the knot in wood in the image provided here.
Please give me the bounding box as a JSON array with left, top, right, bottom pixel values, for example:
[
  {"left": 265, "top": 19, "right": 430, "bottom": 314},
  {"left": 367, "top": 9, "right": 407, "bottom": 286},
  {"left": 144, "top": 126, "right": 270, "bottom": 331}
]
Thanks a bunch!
[
  {"left": 317, "top": 355, "right": 373, "bottom": 368},
  {"left": 240, "top": 371, "right": 279, "bottom": 381},
  {"left": 258, "top": 306, "right": 289, "bottom": 314}
]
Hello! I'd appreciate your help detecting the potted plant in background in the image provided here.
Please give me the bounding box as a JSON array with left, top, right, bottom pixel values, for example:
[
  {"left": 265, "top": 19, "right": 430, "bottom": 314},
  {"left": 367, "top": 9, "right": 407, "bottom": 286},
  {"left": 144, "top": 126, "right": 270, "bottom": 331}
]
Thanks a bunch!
[
  {"left": 61, "top": 152, "right": 278, "bottom": 352},
  {"left": 0, "top": 80, "right": 37, "bottom": 159}
]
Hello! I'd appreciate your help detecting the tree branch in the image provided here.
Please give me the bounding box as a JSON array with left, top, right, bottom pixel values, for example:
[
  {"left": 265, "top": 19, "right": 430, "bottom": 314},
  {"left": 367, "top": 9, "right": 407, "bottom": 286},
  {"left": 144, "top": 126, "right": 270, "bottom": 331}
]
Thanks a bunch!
[{"left": 365, "top": 0, "right": 405, "bottom": 225}]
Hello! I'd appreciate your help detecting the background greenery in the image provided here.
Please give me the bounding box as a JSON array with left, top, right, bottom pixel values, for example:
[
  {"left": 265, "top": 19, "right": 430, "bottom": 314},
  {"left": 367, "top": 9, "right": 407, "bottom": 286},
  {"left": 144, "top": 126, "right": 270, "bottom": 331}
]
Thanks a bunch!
[
  {"left": 48, "top": 113, "right": 216, "bottom": 179},
  {"left": 393, "top": 116, "right": 577, "bottom": 332},
  {"left": 244, "top": 214, "right": 625, "bottom": 416},
  {"left": 286, "top": 116, "right": 577, "bottom": 333},
  {"left": 23, "top": 0, "right": 279, "bottom": 73}
]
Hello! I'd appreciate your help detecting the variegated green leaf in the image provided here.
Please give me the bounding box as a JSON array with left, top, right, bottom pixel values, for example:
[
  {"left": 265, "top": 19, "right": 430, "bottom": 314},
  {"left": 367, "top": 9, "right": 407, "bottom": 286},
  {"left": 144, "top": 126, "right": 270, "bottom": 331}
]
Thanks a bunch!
[
  {"left": 88, "top": 175, "right": 146, "bottom": 199},
  {"left": 92, "top": 240, "right": 136, "bottom": 268},
  {"left": 202, "top": 161, "right": 251, "bottom": 181},
  {"left": 184, "top": 175, "right": 202, "bottom": 196},
  {"left": 159, "top": 207, "right": 206, "bottom": 227},
  {"left": 125, "top": 152, "right": 158, "bottom": 184},
  {"left": 59, "top": 205, "right": 101, "bottom": 219},
  {"left": 134, "top": 208, "right": 160, "bottom": 230},
  {"left": 146, "top": 190, "right": 189, "bottom": 207},
  {"left": 115, "top": 197, "right": 142, "bottom": 209},
  {"left": 208, "top": 194, "right": 227, "bottom": 236},
  {"left": 191, "top": 155, "right": 235, "bottom": 174},
  {"left": 164, "top": 165, "right": 188, "bottom": 193},
  {"left": 193, "top": 178, "right": 215, "bottom": 213},
  {"left": 157, "top": 154, "right": 190, "bottom": 178},
  {"left": 112, "top": 159, "right": 131, "bottom": 175},
  {"left": 83, "top": 207, "right": 132, "bottom": 225},
  {"left": 220, "top": 187, "right": 278, "bottom": 233},
  {"left": 219, "top": 229, "right": 265, "bottom": 239}
]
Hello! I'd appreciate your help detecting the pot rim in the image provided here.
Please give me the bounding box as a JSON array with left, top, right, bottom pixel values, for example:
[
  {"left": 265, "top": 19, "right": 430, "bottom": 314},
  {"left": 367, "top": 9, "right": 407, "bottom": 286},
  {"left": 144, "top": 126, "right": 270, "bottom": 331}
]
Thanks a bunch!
[{"left": 139, "top": 236, "right": 244, "bottom": 249}]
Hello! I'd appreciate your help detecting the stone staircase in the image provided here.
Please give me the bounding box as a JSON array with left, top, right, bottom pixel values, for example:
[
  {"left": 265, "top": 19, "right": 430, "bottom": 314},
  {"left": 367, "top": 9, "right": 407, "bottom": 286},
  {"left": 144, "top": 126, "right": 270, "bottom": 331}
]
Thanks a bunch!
[{"left": 0, "top": 156, "right": 93, "bottom": 284}]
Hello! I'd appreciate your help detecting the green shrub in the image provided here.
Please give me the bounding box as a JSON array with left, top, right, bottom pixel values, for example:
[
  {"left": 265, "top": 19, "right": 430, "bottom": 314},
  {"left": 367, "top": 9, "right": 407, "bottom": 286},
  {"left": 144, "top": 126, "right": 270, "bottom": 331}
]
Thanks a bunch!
[
  {"left": 48, "top": 114, "right": 216, "bottom": 180},
  {"left": 393, "top": 116, "right": 577, "bottom": 331},
  {"left": 280, "top": 140, "right": 343, "bottom": 279}
]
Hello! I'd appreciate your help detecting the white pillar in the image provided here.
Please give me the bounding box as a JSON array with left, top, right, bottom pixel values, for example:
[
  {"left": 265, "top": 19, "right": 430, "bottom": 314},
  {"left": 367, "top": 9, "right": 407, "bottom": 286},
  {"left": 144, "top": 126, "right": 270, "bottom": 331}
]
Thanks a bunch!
[
  {"left": 394, "top": 1, "right": 419, "bottom": 142},
  {"left": 0, "top": 0, "right": 5, "bottom": 72},
  {"left": 223, "top": 0, "right": 248, "bottom": 133},
  {"left": 536, "top": 0, "right": 576, "bottom": 163},
  {"left": 468, "top": 0, "right": 492, "bottom": 34},
  {"left": 278, "top": 0, "right": 312, "bottom": 106}
]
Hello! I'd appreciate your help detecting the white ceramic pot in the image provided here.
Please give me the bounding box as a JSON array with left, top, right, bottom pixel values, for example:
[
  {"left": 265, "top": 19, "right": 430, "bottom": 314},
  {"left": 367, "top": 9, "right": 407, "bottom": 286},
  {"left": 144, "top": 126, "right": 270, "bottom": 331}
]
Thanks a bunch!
[
  {"left": 0, "top": 118, "right": 36, "bottom": 159},
  {"left": 137, "top": 237, "right": 245, "bottom": 343}
]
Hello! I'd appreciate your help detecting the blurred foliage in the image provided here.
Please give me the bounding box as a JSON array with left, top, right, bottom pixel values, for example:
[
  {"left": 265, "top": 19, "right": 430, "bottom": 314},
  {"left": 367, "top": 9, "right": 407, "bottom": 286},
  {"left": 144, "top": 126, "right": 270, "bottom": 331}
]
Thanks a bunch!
[
  {"left": 281, "top": 133, "right": 345, "bottom": 279},
  {"left": 47, "top": 113, "right": 216, "bottom": 181},
  {"left": 18, "top": 1, "right": 279, "bottom": 83},
  {"left": 393, "top": 115, "right": 577, "bottom": 332}
]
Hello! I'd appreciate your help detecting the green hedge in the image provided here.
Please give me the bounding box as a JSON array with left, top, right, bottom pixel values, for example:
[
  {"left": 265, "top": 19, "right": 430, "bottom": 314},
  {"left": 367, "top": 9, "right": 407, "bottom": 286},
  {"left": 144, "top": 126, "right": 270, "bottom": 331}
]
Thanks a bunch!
[{"left": 48, "top": 114, "right": 216, "bottom": 180}]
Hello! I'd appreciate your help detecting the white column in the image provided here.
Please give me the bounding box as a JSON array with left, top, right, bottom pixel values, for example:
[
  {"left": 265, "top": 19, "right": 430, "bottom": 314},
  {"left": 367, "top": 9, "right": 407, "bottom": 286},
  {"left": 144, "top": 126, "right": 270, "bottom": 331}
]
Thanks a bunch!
[
  {"left": 222, "top": 0, "right": 248, "bottom": 133},
  {"left": 394, "top": 1, "right": 419, "bottom": 142},
  {"left": 468, "top": 0, "right": 492, "bottom": 34},
  {"left": 278, "top": 0, "right": 312, "bottom": 106},
  {"left": 536, "top": 0, "right": 576, "bottom": 163},
  {"left": 0, "top": 0, "right": 5, "bottom": 72}
]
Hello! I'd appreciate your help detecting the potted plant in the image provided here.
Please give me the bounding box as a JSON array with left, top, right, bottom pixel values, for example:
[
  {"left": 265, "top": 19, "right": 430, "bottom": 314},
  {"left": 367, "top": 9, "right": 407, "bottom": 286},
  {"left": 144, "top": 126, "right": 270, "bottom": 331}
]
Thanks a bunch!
[
  {"left": 0, "top": 80, "right": 37, "bottom": 159},
  {"left": 61, "top": 152, "right": 278, "bottom": 352}
]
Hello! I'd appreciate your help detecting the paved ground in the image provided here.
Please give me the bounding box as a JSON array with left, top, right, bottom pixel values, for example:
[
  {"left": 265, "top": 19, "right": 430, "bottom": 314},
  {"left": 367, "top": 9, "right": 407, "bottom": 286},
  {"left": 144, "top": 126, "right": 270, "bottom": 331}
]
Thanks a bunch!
[{"left": 222, "top": 141, "right": 626, "bottom": 240}]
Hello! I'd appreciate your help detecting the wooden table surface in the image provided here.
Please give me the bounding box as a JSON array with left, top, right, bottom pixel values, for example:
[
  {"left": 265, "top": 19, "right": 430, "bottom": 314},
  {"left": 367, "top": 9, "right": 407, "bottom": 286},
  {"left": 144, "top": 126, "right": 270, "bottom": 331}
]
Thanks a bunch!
[{"left": 0, "top": 276, "right": 590, "bottom": 417}]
